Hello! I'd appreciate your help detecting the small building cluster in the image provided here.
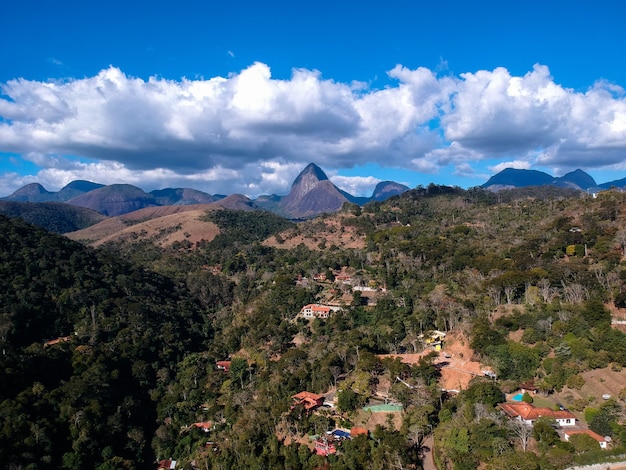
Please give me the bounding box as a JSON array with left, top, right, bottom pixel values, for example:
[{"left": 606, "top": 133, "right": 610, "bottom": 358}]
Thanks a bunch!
[
  {"left": 289, "top": 390, "right": 371, "bottom": 457},
  {"left": 313, "top": 428, "right": 370, "bottom": 456},
  {"left": 420, "top": 330, "right": 446, "bottom": 351},
  {"left": 498, "top": 398, "right": 610, "bottom": 450}
]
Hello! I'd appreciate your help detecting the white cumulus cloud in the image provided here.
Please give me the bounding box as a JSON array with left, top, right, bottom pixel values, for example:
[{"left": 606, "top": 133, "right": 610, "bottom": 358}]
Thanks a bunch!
[
  {"left": 488, "top": 160, "right": 532, "bottom": 173},
  {"left": 1, "top": 62, "right": 625, "bottom": 196}
]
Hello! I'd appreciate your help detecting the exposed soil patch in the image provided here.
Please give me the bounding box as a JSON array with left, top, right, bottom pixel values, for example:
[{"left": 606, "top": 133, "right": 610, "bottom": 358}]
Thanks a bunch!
[
  {"left": 67, "top": 205, "right": 221, "bottom": 248},
  {"left": 264, "top": 216, "right": 366, "bottom": 251},
  {"left": 553, "top": 367, "right": 626, "bottom": 409},
  {"left": 379, "top": 331, "right": 487, "bottom": 392},
  {"left": 353, "top": 408, "right": 403, "bottom": 432}
]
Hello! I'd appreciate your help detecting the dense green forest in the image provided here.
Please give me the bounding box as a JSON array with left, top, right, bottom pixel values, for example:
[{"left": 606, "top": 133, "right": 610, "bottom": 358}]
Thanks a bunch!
[
  {"left": 3, "top": 186, "right": 626, "bottom": 469},
  {"left": 0, "top": 201, "right": 106, "bottom": 234}
]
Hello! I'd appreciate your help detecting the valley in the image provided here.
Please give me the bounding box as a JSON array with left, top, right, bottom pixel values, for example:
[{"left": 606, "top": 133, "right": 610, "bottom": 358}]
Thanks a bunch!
[{"left": 2, "top": 183, "right": 626, "bottom": 469}]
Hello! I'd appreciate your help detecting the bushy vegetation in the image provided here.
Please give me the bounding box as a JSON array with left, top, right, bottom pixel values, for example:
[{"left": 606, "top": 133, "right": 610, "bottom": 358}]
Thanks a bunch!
[{"left": 3, "top": 186, "right": 626, "bottom": 469}]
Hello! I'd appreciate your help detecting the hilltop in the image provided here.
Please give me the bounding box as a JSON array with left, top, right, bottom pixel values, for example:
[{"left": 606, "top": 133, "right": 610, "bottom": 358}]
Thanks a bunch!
[{"left": 66, "top": 204, "right": 222, "bottom": 248}]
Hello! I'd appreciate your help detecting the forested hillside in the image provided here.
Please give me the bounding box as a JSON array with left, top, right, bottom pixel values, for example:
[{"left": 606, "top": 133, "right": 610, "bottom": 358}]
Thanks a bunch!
[
  {"left": 4, "top": 186, "right": 626, "bottom": 469},
  {"left": 0, "top": 216, "right": 219, "bottom": 468},
  {"left": 0, "top": 201, "right": 106, "bottom": 233}
]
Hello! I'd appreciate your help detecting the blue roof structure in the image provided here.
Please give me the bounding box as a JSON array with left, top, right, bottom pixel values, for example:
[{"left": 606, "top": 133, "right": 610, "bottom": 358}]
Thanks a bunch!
[{"left": 332, "top": 430, "right": 351, "bottom": 439}]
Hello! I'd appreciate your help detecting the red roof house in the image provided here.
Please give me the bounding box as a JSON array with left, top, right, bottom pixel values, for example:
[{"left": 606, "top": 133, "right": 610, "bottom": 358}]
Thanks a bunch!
[
  {"left": 314, "top": 438, "right": 337, "bottom": 456},
  {"left": 498, "top": 402, "right": 576, "bottom": 427},
  {"left": 193, "top": 421, "right": 213, "bottom": 433},
  {"left": 292, "top": 391, "right": 325, "bottom": 411},
  {"left": 216, "top": 360, "right": 231, "bottom": 372}
]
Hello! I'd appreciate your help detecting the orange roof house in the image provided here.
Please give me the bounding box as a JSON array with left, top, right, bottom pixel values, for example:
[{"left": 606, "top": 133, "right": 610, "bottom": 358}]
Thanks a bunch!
[
  {"left": 216, "top": 360, "right": 231, "bottom": 372},
  {"left": 193, "top": 421, "right": 213, "bottom": 433},
  {"left": 498, "top": 402, "right": 576, "bottom": 427},
  {"left": 292, "top": 391, "right": 325, "bottom": 411}
]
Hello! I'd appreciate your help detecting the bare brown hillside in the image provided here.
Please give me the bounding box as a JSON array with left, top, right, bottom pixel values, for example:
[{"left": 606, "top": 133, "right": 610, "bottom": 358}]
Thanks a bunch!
[
  {"left": 66, "top": 204, "right": 221, "bottom": 248},
  {"left": 553, "top": 367, "right": 626, "bottom": 410},
  {"left": 264, "top": 215, "right": 366, "bottom": 250},
  {"left": 378, "top": 331, "right": 487, "bottom": 392},
  {"left": 66, "top": 205, "right": 367, "bottom": 251}
]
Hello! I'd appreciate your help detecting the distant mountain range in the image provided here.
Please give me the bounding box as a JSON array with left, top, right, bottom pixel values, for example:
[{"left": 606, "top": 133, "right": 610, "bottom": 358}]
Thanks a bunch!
[
  {"left": 481, "top": 168, "right": 626, "bottom": 192},
  {"left": 4, "top": 164, "right": 626, "bottom": 227},
  {"left": 1, "top": 163, "right": 409, "bottom": 220}
]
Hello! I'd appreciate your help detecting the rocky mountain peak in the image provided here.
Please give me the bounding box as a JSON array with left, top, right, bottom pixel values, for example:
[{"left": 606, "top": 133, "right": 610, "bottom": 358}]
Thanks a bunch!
[{"left": 290, "top": 163, "right": 329, "bottom": 198}]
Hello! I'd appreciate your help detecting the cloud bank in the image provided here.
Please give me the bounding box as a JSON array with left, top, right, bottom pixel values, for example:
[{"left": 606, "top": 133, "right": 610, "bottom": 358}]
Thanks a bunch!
[{"left": 1, "top": 62, "right": 625, "bottom": 196}]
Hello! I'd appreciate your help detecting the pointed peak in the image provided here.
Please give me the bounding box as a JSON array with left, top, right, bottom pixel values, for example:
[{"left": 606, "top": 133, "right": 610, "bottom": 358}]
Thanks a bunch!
[
  {"left": 290, "top": 164, "right": 330, "bottom": 197},
  {"left": 292, "top": 163, "right": 328, "bottom": 186}
]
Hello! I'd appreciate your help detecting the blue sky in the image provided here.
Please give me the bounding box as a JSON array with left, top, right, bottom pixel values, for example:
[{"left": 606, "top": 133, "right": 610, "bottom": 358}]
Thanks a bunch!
[{"left": 1, "top": 0, "right": 625, "bottom": 197}]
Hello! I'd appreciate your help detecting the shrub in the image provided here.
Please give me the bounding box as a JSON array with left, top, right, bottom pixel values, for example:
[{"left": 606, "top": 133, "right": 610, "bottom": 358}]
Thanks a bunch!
[{"left": 566, "top": 374, "right": 585, "bottom": 390}]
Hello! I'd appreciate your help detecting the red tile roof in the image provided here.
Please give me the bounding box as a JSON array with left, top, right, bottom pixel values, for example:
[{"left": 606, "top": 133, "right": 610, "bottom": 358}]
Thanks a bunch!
[
  {"left": 314, "top": 439, "right": 336, "bottom": 456},
  {"left": 498, "top": 402, "right": 576, "bottom": 421},
  {"left": 216, "top": 360, "right": 231, "bottom": 372},
  {"left": 193, "top": 421, "right": 213, "bottom": 432},
  {"left": 292, "top": 391, "right": 324, "bottom": 410},
  {"left": 302, "top": 304, "right": 331, "bottom": 312}
]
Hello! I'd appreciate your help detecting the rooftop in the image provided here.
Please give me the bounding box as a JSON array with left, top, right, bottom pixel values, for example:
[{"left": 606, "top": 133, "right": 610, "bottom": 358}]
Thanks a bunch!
[{"left": 498, "top": 402, "right": 576, "bottom": 421}]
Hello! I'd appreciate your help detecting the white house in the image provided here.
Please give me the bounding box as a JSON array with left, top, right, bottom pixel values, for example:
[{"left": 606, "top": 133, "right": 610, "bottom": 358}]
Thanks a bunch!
[
  {"left": 498, "top": 402, "right": 576, "bottom": 427},
  {"left": 300, "top": 304, "right": 342, "bottom": 319}
]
